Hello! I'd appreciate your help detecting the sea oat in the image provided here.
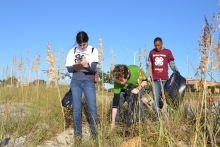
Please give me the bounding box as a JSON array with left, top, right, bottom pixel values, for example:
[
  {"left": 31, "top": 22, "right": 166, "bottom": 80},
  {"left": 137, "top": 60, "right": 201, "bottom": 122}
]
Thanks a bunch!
[
  {"left": 46, "top": 43, "right": 57, "bottom": 83},
  {"left": 46, "top": 42, "right": 66, "bottom": 136},
  {"left": 109, "top": 47, "right": 116, "bottom": 82},
  {"left": 58, "top": 46, "right": 66, "bottom": 79},
  {"left": 12, "top": 56, "right": 17, "bottom": 84},
  {"left": 31, "top": 54, "right": 41, "bottom": 86},
  {"left": 193, "top": 13, "right": 220, "bottom": 147},
  {"left": 143, "top": 45, "right": 148, "bottom": 74},
  {"left": 98, "top": 37, "right": 104, "bottom": 68},
  {"left": 25, "top": 49, "right": 31, "bottom": 84},
  {"left": 98, "top": 37, "right": 104, "bottom": 135},
  {"left": 18, "top": 57, "right": 24, "bottom": 82},
  {"left": 2, "top": 65, "right": 4, "bottom": 84}
]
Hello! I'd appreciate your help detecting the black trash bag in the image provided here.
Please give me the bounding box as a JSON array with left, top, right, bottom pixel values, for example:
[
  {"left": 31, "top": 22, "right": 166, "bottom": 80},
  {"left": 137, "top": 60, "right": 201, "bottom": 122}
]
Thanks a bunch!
[
  {"left": 62, "top": 88, "right": 73, "bottom": 107},
  {"left": 164, "top": 71, "right": 186, "bottom": 109},
  {"left": 124, "top": 84, "right": 138, "bottom": 126}
]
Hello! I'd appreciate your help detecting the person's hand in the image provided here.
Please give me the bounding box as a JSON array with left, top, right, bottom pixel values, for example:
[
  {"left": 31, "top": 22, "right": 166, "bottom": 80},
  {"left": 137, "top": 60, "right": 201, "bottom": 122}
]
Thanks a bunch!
[
  {"left": 81, "top": 57, "right": 89, "bottom": 68},
  {"left": 110, "top": 124, "right": 115, "bottom": 131},
  {"left": 131, "top": 88, "right": 139, "bottom": 94},
  {"left": 75, "top": 58, "right": 81, "bottom": 64}
]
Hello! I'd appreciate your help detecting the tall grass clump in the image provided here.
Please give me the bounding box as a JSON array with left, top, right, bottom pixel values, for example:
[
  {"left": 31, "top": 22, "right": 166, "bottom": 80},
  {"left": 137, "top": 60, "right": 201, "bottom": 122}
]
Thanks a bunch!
[
  {"left": 18, "top": 57, "right": 25, "bottom": 104},
  {"left": 97, "top": 37, "right": 105, "bottom": 145},
  {"left": 46, "top": 42, "right": 66, "bottom": 133},
  {"left": 105, "top": 47, "right": 115, "bottom": 118},
  {"left": 191, "top": 12, "right": 220, "bottom": 146},
  {"left": 12, "top": 56, "right": 17, "bottom": 86},
  {"left": 0, "top": 43, "right": 72, "bottom": 146},
  {"left": 137, "top": 48, "right": 144, "bottom": 146}
]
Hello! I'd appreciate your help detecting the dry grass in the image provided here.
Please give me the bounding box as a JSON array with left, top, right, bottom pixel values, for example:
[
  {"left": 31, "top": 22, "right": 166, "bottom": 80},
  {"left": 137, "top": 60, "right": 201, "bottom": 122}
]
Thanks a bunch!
[
  {"left": 46, "top": 42, "right": 66, "bottom": 137},
  {"left": 0, "top": 78, "right": 220, "bottom": 147},
  {"left": 120, "top": 136, "right": 141, "bottom": 147},
  {"left": 0, "top": 6, "right": 220, "bottom": 147}
]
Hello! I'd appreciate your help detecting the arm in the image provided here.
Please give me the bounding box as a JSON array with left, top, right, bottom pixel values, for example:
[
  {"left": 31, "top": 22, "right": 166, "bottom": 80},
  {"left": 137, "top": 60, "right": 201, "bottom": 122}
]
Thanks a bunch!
[
  {"left": 66, "top": 62, "right": 98, "bottom": 74},
  {"left": 169, "top": 61, "right": 178, "bottom": 72},
  {"left": 84, "top": 62, "right": 98, "bottom": 74},
  {"left": 67, "top": 66, "right": 74, "bottom": 73},
  {"left": 111, "top": 93, "right": 120, "bottom": 130},
  {"left": 132, "top": 68, "right": 148, "bottom": 94},
  {"left": 81, "top": 47, "right": 99, "bottom": 73},
  {"left": 111, "top": 108, "right": 118, "bottom": 130},
  {"left": 137, "top": 80, "right": 147, "bottom": 91},
  {"left": 131, "top": 80, "right": 147, "bottom": 94},
  {"left": 146, "top": 61, "right": 152, "bottom": 79}
]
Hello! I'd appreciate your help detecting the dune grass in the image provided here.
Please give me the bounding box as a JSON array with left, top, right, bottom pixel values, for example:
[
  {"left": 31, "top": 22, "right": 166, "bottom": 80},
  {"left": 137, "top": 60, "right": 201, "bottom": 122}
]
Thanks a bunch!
[
  {"left": 0, "top": 79, "right": 220, "bottom": 146},
  {"left": 0, "top": 7, "right": 220, "bottom": 147}
]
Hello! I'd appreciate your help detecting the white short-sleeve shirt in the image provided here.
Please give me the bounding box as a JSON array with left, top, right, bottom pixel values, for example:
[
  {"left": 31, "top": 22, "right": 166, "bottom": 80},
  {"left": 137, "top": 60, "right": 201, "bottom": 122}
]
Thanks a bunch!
[{"left": 65, "top": 45, "right": 99, "bottom": 67}]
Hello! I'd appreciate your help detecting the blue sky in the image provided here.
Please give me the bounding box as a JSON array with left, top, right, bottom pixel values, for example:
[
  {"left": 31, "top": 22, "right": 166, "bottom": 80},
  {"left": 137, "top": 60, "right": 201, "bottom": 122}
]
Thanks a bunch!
[{"left": 0, "top": 0, "right": 219, "bottom": 83}]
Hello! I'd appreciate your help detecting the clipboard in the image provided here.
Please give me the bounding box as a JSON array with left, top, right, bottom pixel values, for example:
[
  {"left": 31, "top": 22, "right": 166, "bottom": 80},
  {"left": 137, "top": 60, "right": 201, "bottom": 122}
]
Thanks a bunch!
[{"left": 73, "top": 64, "right": 85, "bottom": 71}]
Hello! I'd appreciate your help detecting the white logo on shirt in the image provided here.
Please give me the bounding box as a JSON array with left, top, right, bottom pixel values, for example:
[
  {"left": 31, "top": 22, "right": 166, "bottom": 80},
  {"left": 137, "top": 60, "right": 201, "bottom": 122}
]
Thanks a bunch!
[{"left": 155, "top": 57, "right": 164, "bottom": 66}]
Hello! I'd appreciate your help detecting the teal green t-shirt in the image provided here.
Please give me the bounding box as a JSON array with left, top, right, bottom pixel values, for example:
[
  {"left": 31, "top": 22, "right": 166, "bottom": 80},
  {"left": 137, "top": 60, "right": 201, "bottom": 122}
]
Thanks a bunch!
[{"left": 113, "top": 65, "right": 146, "bottom": 94}]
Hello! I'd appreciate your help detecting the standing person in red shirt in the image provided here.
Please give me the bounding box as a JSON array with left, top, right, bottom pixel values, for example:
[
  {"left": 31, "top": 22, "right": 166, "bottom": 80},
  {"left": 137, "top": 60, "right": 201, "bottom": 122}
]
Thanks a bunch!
[{"left": 148, "top": 37, "right": 178, "bottom": 114}]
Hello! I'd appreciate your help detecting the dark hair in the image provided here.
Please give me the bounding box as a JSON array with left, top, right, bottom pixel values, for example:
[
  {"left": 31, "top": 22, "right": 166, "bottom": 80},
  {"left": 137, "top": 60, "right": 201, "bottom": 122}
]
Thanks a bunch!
[
  {"left": 76, "top": 31, "right": 89, "bottom": 44},
  {"left": 154, "top": 37, "right": 163, "bottom": 43},
  {"left": 113, "top": 64, "right": 129, "bottom": 82}
]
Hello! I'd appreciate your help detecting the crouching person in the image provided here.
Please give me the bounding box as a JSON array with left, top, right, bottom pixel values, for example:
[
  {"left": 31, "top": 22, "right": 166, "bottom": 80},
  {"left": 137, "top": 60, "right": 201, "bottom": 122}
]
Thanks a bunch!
[{"left": 111, "top": 64, "right": 147, "bottom": 130}]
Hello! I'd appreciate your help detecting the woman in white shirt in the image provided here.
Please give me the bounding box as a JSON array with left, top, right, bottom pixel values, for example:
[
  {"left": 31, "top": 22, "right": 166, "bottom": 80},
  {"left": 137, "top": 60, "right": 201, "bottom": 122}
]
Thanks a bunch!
[{"left": 65, "top": 31, "right": 99, "bottom": 139}]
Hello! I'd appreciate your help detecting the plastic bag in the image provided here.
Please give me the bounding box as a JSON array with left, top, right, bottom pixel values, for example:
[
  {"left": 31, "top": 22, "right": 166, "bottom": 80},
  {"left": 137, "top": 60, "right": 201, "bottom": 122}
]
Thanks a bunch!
[
  {"left": 164, "top": 71, "right": 186, "bottom": 109},
  {"left": 125, "top": 84, "right": 138, "bottom": 125},
  {"left": 61, "top": 88, "right": 72, "bottom": 107}
]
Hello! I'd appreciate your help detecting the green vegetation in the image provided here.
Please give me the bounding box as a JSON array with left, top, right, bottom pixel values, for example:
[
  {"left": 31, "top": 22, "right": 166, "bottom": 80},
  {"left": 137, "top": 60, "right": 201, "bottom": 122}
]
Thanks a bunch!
[
  {"left": 0, "top": 85, "right": 219, "bottom": 146},
  {"left": 0, "top": 6, "right": 220, "bottom": 147}
]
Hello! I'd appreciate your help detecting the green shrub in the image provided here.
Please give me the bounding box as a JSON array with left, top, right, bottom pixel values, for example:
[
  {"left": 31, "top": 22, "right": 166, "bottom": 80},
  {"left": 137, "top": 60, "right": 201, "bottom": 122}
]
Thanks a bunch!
[
  {"left": 191, "top": 88, "right": 196, "bottom": 92},
  {"left": 211, "top": 86, "right": 215, "bottom": 94}
]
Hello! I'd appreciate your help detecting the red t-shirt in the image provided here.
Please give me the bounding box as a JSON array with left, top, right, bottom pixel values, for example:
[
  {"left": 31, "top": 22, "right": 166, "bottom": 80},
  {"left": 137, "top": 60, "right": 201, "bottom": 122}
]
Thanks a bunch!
[{"left": 148, "top": 48, "right": 174, "bottom": 80}]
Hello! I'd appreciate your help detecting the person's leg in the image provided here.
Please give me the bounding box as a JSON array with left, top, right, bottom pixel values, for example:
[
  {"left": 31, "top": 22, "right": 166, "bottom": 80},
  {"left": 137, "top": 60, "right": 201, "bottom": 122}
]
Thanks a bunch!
[
  {"left": 151, "top": 80, "right": 161, "bottom": 115},
  {"left": 71, "top": 80, "right": 83, "bottom": 137},
  {"left": 117, "top": 92, "right": 125, "bottom": 122},
  {"left": 83, "top": 80, "right": 98, "bottom": 138},
  {"left": 159, "top": 81, "right": 167, "bottom": 109}
]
